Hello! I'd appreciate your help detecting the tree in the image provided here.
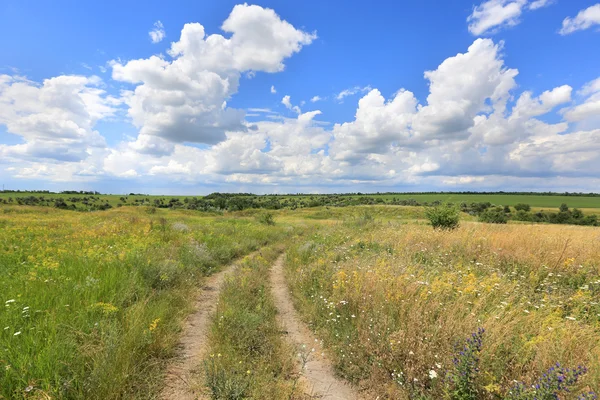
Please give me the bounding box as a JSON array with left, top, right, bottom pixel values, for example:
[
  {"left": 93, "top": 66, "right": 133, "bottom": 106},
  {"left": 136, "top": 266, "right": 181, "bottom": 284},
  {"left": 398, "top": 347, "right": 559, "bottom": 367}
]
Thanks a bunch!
[{"left": 559, "top": 203, "right": 569, "bottom": 212}]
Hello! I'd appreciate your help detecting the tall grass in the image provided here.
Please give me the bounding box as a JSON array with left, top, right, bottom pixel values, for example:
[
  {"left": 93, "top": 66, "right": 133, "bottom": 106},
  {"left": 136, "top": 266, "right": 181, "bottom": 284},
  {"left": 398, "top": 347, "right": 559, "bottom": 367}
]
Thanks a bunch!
[
  {"left": 285, "top": 220, "right": 600, "bottom": 399},
  {"left": 0, "top": 206, "right": 288, "bottom": 399}
]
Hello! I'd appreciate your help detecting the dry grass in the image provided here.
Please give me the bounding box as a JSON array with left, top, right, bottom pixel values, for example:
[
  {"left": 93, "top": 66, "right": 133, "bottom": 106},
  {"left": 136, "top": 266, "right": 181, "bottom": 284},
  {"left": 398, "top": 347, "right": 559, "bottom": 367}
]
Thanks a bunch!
[{"left": 285, "top": 219, "right": 600, "bottom": 399}]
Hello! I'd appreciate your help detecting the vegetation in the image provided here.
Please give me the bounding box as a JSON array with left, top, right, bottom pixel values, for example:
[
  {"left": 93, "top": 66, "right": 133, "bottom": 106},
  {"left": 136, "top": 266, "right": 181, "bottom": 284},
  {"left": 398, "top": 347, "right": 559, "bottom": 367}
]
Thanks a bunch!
[
  {"left": 284, "top": 216, "right": 600, "bottom": 399},
  {"left": 0, "top": 206, "right": 291, "bottom": 399},
  {"left": 1, "top": 200, "right": 599, "bottom": 399},
  {"left": 425, "top": 202, "right": 461, "bottom": 229},
  {"left": 2, "top": 191, "right": 600, "bottom": 215},
  {"left": 204, "top": 247, "right": 301, "bottom": 399}
]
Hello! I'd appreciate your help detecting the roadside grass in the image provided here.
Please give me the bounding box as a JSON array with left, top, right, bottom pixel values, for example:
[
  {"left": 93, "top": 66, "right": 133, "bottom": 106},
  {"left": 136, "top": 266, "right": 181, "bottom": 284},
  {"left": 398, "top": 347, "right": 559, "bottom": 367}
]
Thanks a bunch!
[
  {"left": 204, "top": 246, "right": 302, "bottom": 399},
  {"left": 284, "top": 217, "right": 600, "bottom": 399},
  {"left": 0, "top": 206, "right": 289, "bottom": 399}
]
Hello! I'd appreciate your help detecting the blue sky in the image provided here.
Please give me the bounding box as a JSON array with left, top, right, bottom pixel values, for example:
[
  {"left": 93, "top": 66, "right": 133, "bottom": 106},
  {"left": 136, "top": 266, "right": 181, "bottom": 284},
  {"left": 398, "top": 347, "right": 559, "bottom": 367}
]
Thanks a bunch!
[{"left": 1, "top": 0, "right": 600, "bottom": 194}]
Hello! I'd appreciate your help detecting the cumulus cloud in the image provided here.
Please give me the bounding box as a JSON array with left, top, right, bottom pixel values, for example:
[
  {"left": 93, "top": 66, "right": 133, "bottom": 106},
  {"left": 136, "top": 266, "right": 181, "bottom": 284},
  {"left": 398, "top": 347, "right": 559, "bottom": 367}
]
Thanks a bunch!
[
  {"left": 2, "top": 13, "right": 599, "bottom": 192},
  {"left": 310, "top": 95, "right": 323, "bottom": 102},
  {"left": 0, "top": 74, "right": 118, "bottom": 162},
  {"left": 562, "top": 77, "right": 600, "bottom": 122},
  {"left": 559, "top": 4, "right": 600, "bottom": 35},
  {"left": 270, "top": 85, "right": 276, "bottom": 94},
  {"left": 149, "top": 21, "right": 166, "bottom": 43},
  {"left": 281, "top": 95, "right": 301, "bottom": 114},
  {"left": 467, "top": 0, "right": 552, "bottom": 36},
  {"left": 112, "top": 4, "right": 315, "bottom": 150}
]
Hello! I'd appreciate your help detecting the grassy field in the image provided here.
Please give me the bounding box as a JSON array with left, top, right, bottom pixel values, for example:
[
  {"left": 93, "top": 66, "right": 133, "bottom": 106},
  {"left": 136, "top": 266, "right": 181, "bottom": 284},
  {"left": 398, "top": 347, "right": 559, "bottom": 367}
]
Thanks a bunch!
[
  {"left": 284, "top": 215, "right": 600, "bottom": 399},
  {"left": 0, "top": 206, "right": 294, "bottom": 399},
  {"left": 1, "top": 203, "right": 599, "bottom": 399}
]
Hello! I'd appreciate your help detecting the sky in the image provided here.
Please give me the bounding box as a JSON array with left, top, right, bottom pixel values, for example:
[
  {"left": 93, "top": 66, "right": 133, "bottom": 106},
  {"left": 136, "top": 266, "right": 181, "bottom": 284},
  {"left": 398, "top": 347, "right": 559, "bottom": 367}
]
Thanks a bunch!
[{"left": 1, "top": 0, "right": 600, "bottom": 194}]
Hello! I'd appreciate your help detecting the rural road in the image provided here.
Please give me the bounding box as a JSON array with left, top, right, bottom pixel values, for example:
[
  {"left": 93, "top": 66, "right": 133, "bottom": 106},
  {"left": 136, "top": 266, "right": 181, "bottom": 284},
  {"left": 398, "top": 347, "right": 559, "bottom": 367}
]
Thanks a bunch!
[
  {"left": 160, "top": 260, "right": 237, "bottom": 400},
  {"left": 270, "top": 255, "right": 362, "bottom": 400}
]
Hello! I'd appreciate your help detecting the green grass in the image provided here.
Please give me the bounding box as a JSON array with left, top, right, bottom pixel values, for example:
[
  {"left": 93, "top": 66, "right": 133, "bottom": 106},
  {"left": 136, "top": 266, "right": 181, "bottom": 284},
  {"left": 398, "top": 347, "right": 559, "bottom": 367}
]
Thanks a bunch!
[
  {"left": 0, "top": 206, "right": 290, "bottom": 399},
  {"left": 204, "top": 246, "right": 303, "bottom": 399}
]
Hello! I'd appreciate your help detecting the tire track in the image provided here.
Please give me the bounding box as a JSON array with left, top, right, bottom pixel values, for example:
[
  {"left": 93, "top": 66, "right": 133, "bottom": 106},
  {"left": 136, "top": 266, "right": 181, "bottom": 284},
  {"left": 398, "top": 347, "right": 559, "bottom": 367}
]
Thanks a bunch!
[
  {"left": 160, "top": 260, "right": 238, "bottom": 400},
  {"left": 270, "top": 255, "right": 362, "bottom": 400}
]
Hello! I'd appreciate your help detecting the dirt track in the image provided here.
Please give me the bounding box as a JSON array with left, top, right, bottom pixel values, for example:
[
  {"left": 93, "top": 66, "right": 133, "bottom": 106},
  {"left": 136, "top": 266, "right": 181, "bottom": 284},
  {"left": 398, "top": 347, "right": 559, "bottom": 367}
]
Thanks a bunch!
[
  {"left": 270, "top": 255, "right": 362, "bottom": 400},
  {"left": 160, "top": 263, "right": 237, "bottom": 400}
]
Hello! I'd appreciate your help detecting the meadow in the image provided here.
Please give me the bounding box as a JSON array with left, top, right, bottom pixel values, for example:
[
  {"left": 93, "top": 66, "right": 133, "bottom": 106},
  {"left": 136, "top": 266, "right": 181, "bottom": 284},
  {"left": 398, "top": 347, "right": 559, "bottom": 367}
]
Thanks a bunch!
[
  {"left": 284, "top": 212, "right": 600, "bottom": 399},
  {"left": 0, "top": 205, "right": 294, "bottom": 399},
  {"left": 1, "top": 202, "right": 599, "bottom": 399}
]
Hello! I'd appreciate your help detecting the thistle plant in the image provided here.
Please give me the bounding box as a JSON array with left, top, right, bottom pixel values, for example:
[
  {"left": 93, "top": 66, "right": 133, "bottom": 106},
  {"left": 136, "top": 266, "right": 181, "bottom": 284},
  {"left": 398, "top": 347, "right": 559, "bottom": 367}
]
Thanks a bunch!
[
  {"left": 447, "top": 328, "right": 484, "bottom": 400},
  {"left": 506, "top": 364, "right": 596, "bottom": 400}
]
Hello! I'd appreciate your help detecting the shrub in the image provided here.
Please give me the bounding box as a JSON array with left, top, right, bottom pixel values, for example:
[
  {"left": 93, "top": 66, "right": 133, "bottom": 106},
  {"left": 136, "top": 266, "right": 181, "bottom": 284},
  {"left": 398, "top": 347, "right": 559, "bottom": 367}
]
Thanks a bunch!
[
  {"left": 256, "top": 212, "right": 275, "bottom": 225},
  {"left": 479, "top": 208, "right": 508, "bottom": 224},
  {"left": 560, "top": 203, "right": 569, "bottom": 212},
  {"left": 424, "top": 203, "right": 460, "bottom": 230},
  {"left": 514, "top": 203, "right": 531, "bottom": 212}
]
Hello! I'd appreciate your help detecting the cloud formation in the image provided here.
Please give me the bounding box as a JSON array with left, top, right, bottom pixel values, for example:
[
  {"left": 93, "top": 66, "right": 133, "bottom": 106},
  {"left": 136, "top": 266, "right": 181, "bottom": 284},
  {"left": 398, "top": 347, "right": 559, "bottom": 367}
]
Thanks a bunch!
[
  {"left": 467, "top": 0, "right": 552, "bottom": 36},
  {"left": 149, "top": 21, "right": 166, "bottom": 43},
  {"left": 559, "top": 3, "right": 600, "bottom": 35},
  {"left": 1, "top": 4, "right": 599, "bottom": 192},
  {"left": 111, "top": 4, "right": 315, "bottom": 149}
]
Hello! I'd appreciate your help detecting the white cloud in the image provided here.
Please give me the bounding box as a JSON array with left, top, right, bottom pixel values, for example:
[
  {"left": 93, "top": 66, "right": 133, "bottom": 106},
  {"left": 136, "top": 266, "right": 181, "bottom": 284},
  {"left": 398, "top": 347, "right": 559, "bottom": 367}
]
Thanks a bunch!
[
  {"left": 3, "top": 19, "right": 600, "bottom": 192},
  {"left": 413, "top": 39, "right": 518, "bottom": 139},
  {"left": 111, "top": 4, "right": 315, "bottom": 151},
  {"left": 443, "top": 176, "right": 486, "bottom": 185},
  {"left": 562, "top": 77, "right": 600, "bottom": 122},
  {"left": 559, "top": 4, "right": 600, "bottom": 35},
  {"left": 149, "top": 21, "right": 166, "bottom": 44},
  {"left": 468, "top": 0, "right": 527, "bottom": 35},
  {"left": 281, "top": 95, "right": 301, "bottom": 114},
  {"left": 336, "top": 86, "right": 371, "bottom": 101},
  {"left": 528, "top": 0, "right": 553, "bottom": 10},
  {"left": 0, "top": 74, "right": 117, "bottom": 162},
  {"left": 270, "top": 85, "right": 277, "bottom": 94},
  {"left": 310, "top": 95, "right": 322, "bottom": 102},
  {"left": 467, "top": 0, "right": 552, "bottom": 36}
]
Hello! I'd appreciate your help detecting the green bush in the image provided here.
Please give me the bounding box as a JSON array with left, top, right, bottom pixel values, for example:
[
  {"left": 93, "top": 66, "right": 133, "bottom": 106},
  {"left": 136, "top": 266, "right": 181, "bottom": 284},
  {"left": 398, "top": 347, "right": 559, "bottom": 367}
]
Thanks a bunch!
[
  {"left": 424, "top": 203, "right": 460, "bottom": 230},
  {"left": 256, "top": 212, "right": 275, "bottom": 225},
  {"left": 514, "top": 203, "right": 531, "bottom": 212},
  {"left": 479, "top": 207, "right": 508, "bottom": 224}
]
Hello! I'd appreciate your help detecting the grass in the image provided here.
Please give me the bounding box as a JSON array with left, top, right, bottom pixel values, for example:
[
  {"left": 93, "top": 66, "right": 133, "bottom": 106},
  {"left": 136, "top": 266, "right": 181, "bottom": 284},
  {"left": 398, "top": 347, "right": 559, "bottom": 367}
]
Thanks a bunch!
[
  {"left": 284, "top": 218, "right": 600, "bottom": 399},
  {"left": 0, "top": 205, "right": 290, "bottom": 399},
  {"left": 2, "top": 202, "right": 600, "bottom": 399},
  {"left": 203, "top": 246, "right": 303, "bottom": 399}
]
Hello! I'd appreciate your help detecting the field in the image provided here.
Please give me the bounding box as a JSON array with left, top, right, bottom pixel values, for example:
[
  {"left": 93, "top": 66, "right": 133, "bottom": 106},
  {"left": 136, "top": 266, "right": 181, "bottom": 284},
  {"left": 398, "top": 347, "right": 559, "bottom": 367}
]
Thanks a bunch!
[
  {"left": 0, "top": 206, "right": 297, "bottom": 399},
  {"left": 1, "top": 191, "right": 600, "bottom": 211},
  {"left": 1, "top": 203, "right": 599, "bottom": 399}
]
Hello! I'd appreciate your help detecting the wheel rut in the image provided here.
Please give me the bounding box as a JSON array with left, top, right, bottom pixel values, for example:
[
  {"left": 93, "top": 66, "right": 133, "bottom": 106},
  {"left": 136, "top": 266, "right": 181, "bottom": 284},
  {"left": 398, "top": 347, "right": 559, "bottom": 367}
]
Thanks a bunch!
[
  {"left": 270, "top": 255, "right": 363, "bottom": 400},
  {"left": 160, "top": 260, "right": 237, "bottom": 400}
]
